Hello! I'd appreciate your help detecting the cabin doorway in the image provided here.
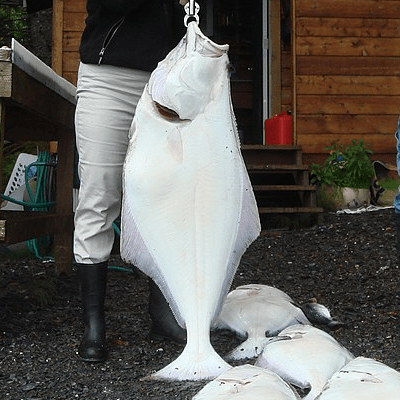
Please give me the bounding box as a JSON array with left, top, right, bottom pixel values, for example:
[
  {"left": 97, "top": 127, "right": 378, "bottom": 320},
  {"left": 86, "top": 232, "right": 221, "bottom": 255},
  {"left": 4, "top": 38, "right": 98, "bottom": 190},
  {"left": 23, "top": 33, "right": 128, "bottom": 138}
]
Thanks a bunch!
[{"left": 201, "top": 0, "right": 266, "bottom": 144}]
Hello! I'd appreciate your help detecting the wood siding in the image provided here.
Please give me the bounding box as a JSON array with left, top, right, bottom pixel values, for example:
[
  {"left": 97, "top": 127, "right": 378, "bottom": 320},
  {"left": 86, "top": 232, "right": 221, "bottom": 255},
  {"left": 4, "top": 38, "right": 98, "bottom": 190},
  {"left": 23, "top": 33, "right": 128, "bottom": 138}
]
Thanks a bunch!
[
  {"left": 293, "top": 0, "right": 400, "bottom": 164},
  {"left": 52, "top": 0, "right": 86, "bottom": 84}
]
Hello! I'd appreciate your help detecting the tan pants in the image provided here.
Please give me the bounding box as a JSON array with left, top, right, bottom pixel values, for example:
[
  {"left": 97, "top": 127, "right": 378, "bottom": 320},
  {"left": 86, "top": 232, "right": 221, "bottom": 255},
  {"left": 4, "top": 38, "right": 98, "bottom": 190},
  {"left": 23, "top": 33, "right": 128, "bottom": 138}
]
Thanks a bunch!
[{"left": 74, "top": 62, "right": 150, "bottom": 264}]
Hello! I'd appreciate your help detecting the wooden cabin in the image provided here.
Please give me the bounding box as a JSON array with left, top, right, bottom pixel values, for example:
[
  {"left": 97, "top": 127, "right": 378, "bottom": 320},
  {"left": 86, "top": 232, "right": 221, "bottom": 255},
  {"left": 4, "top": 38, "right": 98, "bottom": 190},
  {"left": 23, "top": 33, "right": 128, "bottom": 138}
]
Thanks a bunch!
[{"left": 52, "top": 0, "right": 398, "bottom": 165}]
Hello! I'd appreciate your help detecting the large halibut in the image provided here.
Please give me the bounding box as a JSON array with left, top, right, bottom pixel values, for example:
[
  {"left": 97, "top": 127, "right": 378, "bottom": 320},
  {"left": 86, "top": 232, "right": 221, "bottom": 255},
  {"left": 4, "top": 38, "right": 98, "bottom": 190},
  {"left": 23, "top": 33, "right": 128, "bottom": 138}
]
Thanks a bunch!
[{"left": 121, "top": 21, "right": 260, "bottom": 381}]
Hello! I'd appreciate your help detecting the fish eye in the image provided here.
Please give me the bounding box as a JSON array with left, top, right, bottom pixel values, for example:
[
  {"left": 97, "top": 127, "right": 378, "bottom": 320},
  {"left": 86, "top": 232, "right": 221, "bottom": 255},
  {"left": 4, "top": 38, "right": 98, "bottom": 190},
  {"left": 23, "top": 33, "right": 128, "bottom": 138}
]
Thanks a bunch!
[{"left": 154, "top": 102, "right": 180, "bottom": 121}]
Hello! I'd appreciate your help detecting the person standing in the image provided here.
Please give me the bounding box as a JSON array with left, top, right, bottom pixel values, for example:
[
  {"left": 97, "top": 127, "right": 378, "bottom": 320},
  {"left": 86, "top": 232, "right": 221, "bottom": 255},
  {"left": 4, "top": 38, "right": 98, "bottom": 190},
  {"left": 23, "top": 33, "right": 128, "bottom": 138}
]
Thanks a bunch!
[{"left": 74, "top": 0, "right": 187, "bottom": 362}]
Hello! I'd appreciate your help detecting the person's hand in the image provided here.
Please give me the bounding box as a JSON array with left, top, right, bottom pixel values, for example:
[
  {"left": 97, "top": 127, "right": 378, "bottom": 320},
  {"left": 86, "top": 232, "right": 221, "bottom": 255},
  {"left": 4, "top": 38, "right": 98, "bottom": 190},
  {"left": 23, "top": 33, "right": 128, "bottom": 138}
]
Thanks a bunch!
[{"left": 179, "top": 0, "right": 189, "bottom": 5}]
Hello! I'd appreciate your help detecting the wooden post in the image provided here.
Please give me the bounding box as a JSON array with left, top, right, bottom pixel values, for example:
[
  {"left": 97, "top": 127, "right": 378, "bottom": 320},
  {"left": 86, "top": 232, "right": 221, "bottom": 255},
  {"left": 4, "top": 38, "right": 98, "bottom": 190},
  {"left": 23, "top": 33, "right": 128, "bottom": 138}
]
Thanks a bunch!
[
  {"left": 52, "top": 0, "right": 64, "bottom": 75},
  {"left": 0, "top": 101, "right": 5, "bottom": 192},
  {"left": 291, "top": 0, "right": 296, "bottom": 144},
  {"left": 270, "top": 0, "right": 282, "bottom": 116}
]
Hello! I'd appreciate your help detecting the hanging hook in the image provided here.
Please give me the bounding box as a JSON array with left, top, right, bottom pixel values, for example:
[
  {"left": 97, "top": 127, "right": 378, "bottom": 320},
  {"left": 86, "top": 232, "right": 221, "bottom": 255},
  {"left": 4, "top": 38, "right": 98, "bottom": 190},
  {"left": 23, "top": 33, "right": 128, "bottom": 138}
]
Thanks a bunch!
[{"left": 184, "top": 0, "right": 200, "bottom": 26}]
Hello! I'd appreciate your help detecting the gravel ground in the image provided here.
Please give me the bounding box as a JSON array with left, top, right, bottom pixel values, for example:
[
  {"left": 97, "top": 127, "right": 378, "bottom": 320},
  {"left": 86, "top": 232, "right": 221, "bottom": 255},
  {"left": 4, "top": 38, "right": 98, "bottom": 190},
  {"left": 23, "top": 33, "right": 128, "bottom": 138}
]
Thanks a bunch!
[{"left": 1, "top": 208, "right": 399, "bottom": 399}]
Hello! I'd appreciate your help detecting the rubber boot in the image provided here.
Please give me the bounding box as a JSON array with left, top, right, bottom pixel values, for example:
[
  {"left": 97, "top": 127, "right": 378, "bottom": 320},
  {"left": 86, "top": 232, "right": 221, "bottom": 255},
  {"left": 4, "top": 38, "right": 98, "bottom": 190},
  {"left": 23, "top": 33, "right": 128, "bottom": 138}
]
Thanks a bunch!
[
  {"left": 148, "top": 278, "right": 187, "bottom": 344},
  {"left": 396, "top": 213, "right": 400, "bottom": 264},
  {"left": 77, "top": 262, "right": 108, "bottom": 362}
]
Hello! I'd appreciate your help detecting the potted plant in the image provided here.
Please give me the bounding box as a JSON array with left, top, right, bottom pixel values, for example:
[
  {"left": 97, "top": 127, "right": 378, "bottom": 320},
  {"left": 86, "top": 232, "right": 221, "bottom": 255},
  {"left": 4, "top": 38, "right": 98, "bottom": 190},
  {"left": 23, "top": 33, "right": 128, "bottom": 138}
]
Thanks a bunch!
[{"left": 310, "top": 140, "right": 375, "bottom": 211}]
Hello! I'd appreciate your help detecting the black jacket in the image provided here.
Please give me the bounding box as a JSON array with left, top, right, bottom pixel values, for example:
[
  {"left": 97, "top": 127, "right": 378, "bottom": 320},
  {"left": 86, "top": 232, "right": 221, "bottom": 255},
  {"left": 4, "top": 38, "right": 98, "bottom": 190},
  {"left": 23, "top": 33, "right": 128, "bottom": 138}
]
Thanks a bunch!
[{"left": 79, "top": 0, "right": 185, "bottom": 71}]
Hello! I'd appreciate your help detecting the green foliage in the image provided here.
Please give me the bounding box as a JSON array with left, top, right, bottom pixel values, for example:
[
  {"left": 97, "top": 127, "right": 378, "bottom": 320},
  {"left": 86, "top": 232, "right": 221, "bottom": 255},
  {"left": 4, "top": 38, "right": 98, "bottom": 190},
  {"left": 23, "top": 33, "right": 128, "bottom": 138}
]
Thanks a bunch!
[
  {"left": 310, "top": 140, "right": 375, "bottom": 189},
  {"left": 0, "top": 6, "right": 29, "bottom": 45}
]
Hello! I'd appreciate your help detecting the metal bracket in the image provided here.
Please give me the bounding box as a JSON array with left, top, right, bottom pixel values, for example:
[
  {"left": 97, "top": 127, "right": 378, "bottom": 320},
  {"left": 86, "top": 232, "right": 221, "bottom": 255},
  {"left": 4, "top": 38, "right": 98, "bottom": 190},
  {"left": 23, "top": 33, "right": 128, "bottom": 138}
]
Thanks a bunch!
[{"left": 184, "top": 0, "right": 200, "bottom": 27}]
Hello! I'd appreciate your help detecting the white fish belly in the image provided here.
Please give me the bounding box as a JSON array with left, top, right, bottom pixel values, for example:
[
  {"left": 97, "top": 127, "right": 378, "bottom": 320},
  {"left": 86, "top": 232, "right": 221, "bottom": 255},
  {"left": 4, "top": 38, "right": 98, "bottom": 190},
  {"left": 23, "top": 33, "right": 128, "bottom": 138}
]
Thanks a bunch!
[
  {"left": 121, "top": 23, "right": 260, "bottom": 380},
  {"left": 123, "top": 87, "right": 250, "bottom": 325}
]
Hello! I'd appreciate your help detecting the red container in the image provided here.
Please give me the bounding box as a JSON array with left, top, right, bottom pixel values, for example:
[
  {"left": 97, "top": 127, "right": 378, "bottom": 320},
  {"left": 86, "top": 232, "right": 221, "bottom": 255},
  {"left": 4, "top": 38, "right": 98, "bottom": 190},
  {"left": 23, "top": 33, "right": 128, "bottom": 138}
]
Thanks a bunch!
[{"left": 265, "top": 112, "right": 292, "bottom": 145}]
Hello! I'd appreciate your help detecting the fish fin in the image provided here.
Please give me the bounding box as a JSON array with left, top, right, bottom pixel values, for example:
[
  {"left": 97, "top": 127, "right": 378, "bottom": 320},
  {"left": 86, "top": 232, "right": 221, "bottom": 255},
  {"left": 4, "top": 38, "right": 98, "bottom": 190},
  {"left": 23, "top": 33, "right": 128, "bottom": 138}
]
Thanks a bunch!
[
  {"left": 120, "top": 200, "right": 185, "bottom": 327},
  {"left": 213, "top": 166, "right": 261, "bottom": 323},
  {"left": 226, "top": 337, "right": 270, "bottom": 361},
  {"left": 142, "top": 345, "right": 232, "bottom": 381},
  {"left": 327, "top": 319, "right": 345, "bottom": 329}
]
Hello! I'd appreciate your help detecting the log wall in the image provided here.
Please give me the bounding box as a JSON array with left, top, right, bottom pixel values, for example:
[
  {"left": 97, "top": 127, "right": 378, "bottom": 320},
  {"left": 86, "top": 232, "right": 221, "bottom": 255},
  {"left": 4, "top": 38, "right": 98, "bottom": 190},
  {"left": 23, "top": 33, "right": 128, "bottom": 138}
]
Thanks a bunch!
[{"left": 293, "top": 0, "right": 400, "bottom": 164}]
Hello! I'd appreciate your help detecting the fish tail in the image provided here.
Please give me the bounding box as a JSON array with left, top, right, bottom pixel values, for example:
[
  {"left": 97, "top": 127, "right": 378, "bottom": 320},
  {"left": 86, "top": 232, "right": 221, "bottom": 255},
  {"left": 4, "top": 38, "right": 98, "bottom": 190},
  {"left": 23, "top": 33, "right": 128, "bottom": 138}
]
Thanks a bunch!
[{"left": 143, "top": 345, "right": 231, "bottom": 381}]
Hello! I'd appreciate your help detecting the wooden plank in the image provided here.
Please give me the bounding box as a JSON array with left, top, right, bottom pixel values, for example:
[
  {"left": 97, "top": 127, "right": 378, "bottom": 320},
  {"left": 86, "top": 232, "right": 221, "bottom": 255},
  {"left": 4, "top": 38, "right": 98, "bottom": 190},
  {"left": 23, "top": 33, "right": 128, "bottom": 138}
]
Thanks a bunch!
[
  {"left": 0, "top": 62, "right": 12, "bottom": 97},
  {"left": 64, "top": 0, "right": 86, "bottom": 12},
  {"left": 62, "top": 51, "right": 80, "bottom": 73},
  {"left": 0, "top": 101, "right": 5, "bottom": 190},
  {"left": 8, "top": 65, "right": 75, "bottom": 130},
  {"left": 297, "top": 56, "right": 400, "bottom": 75},
  {"left": 295, "top": 0, "right": 400, "bottom": 19},
  {"left": 282, "top": 68, "right": 292, "bottom": 87},
  {"left": 296, "top": 115, "right": 398, "bottom": 135},
  {"left": 297, "top": 95, "right": 400, "bottom": 115},
  {"left": 282, "top": 86, "right": 292, "bottom": 105},
  {"left": 52, "top": 0, "right": 64, "bottom": 74},
  {"left": 296, "top": 75, "right": 400, "bottom": 95},
  {"left": 297, "top": 133, "right": 396, "bottom": 154},
  {"left": 0, "top": 212, "right": 73, "bottom": 244},
  {"left": 259, "top": 206, "right": 323, "bottom": 214},
  {"left": 254, "top": 185, "right": 318, "bottom": 191},
  {"left": 63, "top": 11, "right": 86, "bottom": 32},
  {"left": 63, "top": 72, "right": 78, "bottom": 85},
  {"left": 5, "top": 108, "right": 73, "bottom": 142},
  {"left": 246, "top": 164, "right": 309, "bottom": 171},
  {"left": 296, "top": 37, "right": 400, "bottom": 57},
  {"left": 297, "top": 17, "right": 400, "bottom": 38},
  {"left": 63, "top": 31, "right": 81, "bottom": 52},
  {"left": 12, "top": 39, "right": 76, "bottom": 104},
  {"left": 281, "top": 51, "right": 292, "bottom": 66}
]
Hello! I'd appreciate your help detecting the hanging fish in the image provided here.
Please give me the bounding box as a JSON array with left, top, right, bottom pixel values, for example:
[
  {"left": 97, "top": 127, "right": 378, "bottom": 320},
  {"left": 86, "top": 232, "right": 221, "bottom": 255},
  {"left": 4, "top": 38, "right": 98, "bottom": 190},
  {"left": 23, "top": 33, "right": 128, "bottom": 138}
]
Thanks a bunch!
[
  {"left": 316, "top": 357, "right": 400, "bottom": 400},
  {"left": 121, "top": 21, "right": 260, "bottom": 381},
  {"left": 255, "top": 325, "right": 354, "bottom": 400},
  {"left": 192, "top": 364, "right": 301, "bottom": 400},
  {"left": 213, "top": 284, "right": 311, "bottom": 360}
]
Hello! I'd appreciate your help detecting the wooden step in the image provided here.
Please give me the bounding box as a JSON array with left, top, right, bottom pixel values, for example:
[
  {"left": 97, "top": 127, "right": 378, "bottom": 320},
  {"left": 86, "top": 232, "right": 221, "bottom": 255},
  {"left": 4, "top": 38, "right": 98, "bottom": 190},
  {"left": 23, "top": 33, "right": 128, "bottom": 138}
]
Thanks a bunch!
[
  {"left": 246, "top": 164, "right": 309, "bottom": 171},
  {"left": 258, "top": 207, "right": 324, "bottom": 214},
  {"left": 253, "top": 184, "right": 317, "bottom": 191},
  {"left": 241, "top": 145, "right": 323, "bottom": 222},
  {"left": 241, "top": 144, "right": 302, "bottom": 166}
]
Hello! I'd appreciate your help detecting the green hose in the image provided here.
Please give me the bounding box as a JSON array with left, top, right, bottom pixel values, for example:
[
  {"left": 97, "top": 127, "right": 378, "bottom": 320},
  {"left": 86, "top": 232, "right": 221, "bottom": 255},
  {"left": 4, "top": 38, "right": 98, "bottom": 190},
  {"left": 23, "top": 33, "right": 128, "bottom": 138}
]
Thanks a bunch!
[
  {"left": 1, "top": 151, "right": 56, "bottom": 261},
  {"left": 2, "top": 154, "right": 136, "bottom": 272}
]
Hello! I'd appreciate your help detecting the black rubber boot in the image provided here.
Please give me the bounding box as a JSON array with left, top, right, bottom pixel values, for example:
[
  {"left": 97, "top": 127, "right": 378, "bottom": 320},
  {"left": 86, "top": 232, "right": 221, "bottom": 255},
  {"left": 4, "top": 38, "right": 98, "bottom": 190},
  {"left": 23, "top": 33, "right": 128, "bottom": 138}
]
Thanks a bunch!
[
  {"left": 77, "top": 262, "right": 108, "bottom": 362},
  {"left": 396, "top": 213, "right": 400, "bottom": 264},
  {"left": 148, "top": 278, "right": 187, "bottom": 344}
]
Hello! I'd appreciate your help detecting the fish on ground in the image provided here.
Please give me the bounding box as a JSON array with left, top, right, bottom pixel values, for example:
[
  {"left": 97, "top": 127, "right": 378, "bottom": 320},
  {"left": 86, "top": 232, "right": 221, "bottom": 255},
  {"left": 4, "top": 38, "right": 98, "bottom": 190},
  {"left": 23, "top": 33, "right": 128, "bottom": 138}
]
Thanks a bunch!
[
  {"left": 315, "top": 357, "right": 400, "bottom": 400},
  {"left": 192, "top": 364, "right": 301, "bottom": 400},
  {"left": 255, "top": 324, "right": 354, "bottom": 400},
  {"left": 121, "top": 21, "right": 260, "bottom": 381},
  {"left": 213, "top": 284, "right": 310, "bottom": 360},
  {"left": 300, "top": 298, "right": 344, "bottom": 329}
]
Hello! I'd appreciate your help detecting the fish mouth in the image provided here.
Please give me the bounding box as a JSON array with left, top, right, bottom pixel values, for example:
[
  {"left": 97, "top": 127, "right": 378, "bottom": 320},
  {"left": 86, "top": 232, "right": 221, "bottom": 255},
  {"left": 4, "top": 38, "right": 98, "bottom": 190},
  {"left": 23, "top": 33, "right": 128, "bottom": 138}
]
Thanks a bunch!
[{"left": 154, "top": 102, "right": 181, "bottom": 121}]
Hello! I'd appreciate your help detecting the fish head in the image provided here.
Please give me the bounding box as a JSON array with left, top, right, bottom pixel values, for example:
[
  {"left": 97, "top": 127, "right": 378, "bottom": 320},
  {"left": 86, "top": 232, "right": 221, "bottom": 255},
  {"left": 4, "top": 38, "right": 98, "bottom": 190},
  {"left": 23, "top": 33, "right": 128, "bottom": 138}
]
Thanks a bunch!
[{"left": 149, "top": 22, "right": 230, "bottom": 121}]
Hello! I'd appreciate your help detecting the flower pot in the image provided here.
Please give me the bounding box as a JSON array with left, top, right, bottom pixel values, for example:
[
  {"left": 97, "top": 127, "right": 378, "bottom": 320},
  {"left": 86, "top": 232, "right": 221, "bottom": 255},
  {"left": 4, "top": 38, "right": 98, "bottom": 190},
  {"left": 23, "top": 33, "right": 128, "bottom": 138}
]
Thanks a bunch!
[{"left": 317, "top": 185, "right": 370, "bottom": 211}]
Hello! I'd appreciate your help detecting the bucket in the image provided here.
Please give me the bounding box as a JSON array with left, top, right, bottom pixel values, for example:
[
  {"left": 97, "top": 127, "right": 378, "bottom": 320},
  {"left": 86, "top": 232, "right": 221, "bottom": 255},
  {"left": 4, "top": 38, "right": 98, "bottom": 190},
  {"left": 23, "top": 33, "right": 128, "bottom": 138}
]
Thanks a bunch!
[{"left": 265, "top": 112, "right": 291, "bottom": 145}]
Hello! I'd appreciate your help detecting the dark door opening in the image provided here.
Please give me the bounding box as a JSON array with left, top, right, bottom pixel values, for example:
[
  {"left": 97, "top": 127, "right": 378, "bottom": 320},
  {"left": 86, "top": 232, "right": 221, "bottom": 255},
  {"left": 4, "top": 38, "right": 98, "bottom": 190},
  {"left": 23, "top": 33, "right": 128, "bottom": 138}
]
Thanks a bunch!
[{"left": 200, "top": 0, "right": 264, "bottom": 144}]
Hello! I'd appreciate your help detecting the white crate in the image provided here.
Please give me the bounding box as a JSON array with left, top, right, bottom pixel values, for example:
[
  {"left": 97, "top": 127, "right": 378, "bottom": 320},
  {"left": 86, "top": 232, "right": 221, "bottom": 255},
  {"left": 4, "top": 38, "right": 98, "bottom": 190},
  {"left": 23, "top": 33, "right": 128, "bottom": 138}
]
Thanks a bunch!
[{"left": 2, "top": 153, "right": 37, "bottom": 211}]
